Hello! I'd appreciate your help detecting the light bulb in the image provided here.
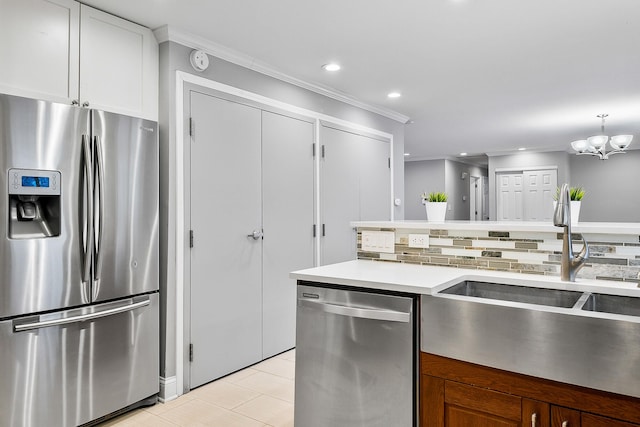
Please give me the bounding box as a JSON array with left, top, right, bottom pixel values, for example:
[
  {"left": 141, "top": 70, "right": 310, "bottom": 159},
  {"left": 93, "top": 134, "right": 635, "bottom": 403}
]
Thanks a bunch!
[
  {"left": 610, "top": 135, "right": 633, "bottom": 150},
  {"left": 587, "top": 135, "right": 608, "bottom": 150},
  {"left": 570, "top": 140, "right": 588, "bottom": 153}
]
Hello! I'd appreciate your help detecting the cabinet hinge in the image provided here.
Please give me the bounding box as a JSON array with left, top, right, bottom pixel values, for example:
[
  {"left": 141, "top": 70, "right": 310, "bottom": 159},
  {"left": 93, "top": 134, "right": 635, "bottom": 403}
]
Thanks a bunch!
[
  {"left": 189, "top": 117, "right": 194, "bottom": 138},
  {"left": 321, "top": 145, "right": 326, "bottom": 158},
  {"left": 189, "top": 343, "right": 193, "bottom": 362},
  {"left": 189, "top": 230, "right": 194, "bottom": 248}
]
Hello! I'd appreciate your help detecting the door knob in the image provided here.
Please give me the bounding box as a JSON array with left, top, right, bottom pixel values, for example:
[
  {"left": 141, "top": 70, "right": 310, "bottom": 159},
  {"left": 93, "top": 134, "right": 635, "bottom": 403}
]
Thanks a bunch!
[{"left": 247, "top": 230, "right": 263, "bottom": 240}]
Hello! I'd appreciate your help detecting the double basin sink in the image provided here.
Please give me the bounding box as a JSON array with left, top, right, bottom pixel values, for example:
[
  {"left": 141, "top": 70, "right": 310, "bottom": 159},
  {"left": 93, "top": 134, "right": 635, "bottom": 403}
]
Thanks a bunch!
[
  {"left": 421, "top": 279, "right": 640, "bottom": 399},
  {"left": 441, "top": 280, "right": 640, "bottom": 317}
]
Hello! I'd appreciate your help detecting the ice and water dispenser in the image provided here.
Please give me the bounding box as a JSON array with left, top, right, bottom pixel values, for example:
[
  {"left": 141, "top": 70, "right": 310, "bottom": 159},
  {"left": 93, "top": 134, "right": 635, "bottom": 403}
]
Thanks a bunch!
[{"left": 8, "top": 168, "right": 61, "bottom": 238}]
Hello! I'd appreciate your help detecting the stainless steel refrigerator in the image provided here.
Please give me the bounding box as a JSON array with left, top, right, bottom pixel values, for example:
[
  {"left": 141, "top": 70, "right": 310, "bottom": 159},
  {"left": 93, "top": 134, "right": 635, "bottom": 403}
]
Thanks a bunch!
[{"left": 0, "top": 93, "right": 159, "bottom": 427}]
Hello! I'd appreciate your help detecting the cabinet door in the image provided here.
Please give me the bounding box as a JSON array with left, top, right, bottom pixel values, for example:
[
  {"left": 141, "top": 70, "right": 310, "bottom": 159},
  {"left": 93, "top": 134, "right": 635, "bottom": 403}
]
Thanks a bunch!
[
  {"left": 444, "top": 380, "right": 521, "bottom": 427},
  {"left": 582, "top": 413, "right": 639, "bottom": 427},
  {"left": 79, "top": 5, "right": 158, "bottom": 120},
  {"left": 0, "top": 0, "right": 79, "bottom": 102},
  {"left": 552, "top": 406, "right": 581, "bottom": 427},
  {"left": 523, "top": 399, "right": 550, "bottom": 427}
]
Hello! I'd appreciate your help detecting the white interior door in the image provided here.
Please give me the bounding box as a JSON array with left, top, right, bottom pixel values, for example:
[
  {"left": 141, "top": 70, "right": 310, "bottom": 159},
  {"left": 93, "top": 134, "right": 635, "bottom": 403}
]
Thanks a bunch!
[
  {"left": 523, "top": 169, "right": 557, "bottom": 221},
  {"left": 262, "top": 110, "right": 315, "bottom": 358},
  {"left": 497, "top": 173, "right": 524, "bottom": 221},
  {"left": 188, "top": 91, "right": 262, "bottom": 388}
]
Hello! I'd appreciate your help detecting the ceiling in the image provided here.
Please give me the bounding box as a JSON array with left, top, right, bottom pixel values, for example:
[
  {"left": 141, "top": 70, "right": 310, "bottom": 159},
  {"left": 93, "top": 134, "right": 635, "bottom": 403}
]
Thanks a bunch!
[{"left": 82, "top": 0, "right": 640, "bottom": 162}]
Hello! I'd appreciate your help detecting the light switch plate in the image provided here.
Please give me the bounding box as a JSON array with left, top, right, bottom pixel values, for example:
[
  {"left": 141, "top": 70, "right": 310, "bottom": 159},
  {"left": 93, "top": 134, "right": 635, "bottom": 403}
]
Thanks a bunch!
[
  {"left": 408, "top": 233, "right": 429, "bottom": 248},
  {"left": 361, "top": 230, "right": 395, "bottom": 253}
]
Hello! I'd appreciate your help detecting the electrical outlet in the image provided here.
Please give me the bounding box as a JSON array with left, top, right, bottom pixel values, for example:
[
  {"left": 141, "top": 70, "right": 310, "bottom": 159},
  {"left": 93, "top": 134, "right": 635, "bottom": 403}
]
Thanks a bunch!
[{"left": 408, "top": 234, "right": 429, "bottom": 248}]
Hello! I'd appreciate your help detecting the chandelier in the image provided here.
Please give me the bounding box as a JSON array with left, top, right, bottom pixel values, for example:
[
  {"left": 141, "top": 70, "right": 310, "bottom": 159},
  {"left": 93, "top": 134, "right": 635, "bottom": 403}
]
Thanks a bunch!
[{"left": 570, "top": 114, "right": 633, "bottom": 160}]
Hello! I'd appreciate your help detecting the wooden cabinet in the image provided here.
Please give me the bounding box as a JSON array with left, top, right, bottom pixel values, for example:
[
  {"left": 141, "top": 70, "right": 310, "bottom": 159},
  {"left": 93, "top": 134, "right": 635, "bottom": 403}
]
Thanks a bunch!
[
  {"left": 422, "top": 353, "right": 640, "bottom": 427},
  {"left": 0, "top": 0, "right": 158, "bottom": 120}
]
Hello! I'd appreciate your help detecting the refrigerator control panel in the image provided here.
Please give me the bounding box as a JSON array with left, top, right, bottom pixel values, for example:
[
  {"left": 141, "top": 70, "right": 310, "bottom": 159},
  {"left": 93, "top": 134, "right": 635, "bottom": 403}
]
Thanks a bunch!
[{"left": 8, "top": 169, "right": 61, "bottom": 195}]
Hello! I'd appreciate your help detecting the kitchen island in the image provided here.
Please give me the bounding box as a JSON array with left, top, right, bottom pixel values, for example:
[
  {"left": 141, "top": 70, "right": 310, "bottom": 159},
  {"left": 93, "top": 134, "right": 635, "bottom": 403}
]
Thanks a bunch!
[{"left": 291, "top": 221, "right": 640, "bottom": 427}]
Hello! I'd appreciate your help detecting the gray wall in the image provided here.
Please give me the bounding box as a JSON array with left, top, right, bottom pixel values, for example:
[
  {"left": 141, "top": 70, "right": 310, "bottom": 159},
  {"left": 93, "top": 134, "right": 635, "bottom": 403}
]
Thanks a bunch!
[
  {"left": 404, "top": 160, "right": 445, "bottom": 220},
  {"left": 159, "top": 41, "right": 405, "bottom": 385},
  {"left": 569, "top": 150, "right": 640, "bottom": 222},
  {"left": 488, "top": 151, "right": 571, "bottom": 220},
  {"left": 404, "top": 159, "right": 487, "bottom": 220}
]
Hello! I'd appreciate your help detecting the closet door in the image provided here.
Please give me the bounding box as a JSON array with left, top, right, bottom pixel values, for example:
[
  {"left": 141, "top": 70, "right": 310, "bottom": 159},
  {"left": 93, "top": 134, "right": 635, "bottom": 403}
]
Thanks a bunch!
[
  {"left": 188, "top": 90, "right": 262, "bottom": 388},
  {"left": 320, "top": 125, "right": 391, "bottom": 265},
  {"left": 262, "top": 111, "right": 315, "bottom": 358},
  {"left": 497, "top": 173, "right": 524, "bottom": 221}
]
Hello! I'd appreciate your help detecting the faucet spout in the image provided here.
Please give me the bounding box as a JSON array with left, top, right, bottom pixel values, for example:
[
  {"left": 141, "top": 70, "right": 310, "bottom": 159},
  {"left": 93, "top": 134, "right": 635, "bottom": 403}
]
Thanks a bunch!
[{"left": 553, "top": 184, "right": 589, "bottom": 281}]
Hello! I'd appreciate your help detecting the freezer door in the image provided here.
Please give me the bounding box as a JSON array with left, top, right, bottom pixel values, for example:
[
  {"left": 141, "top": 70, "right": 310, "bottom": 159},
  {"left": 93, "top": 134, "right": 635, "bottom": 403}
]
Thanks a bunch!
[
  {"left": 0, "top": 94, "right": 91, "bottom": 318},
  {"left": 90, "top": 110, "right": 159, "bottom": 301},
  {"left": 0, "top": 293, "right": 159, "bottom": 427}
]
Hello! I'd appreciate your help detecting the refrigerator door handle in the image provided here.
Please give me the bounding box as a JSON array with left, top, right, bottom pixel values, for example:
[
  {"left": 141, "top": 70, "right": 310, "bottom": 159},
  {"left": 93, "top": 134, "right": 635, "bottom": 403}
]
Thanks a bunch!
[
  {"left": 93, "top": 135, "right": 105, "bottom": 291},
  {"left": 13, "top": 297, "right": 151, "bottom": 332},
  {"left": 298, "top": 299, "right": 410, "bottom": 323},
  {"left": 81, "top": 135, "right": 94, "bottom": 287}
]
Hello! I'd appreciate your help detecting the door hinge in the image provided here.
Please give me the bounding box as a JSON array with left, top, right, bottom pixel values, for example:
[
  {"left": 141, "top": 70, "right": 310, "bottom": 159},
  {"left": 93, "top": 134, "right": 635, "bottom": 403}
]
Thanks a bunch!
[
  {"left": 388, "top": 157, "right": 391, "bottom": 168},
  {"left": 189, "top": 343, "right": 193, "bottom": 362},
  {"left": 189, "top": 117, "right": 194, "bottom": 138},
  {"left": 313, "top": 224, "right": 316, "bottom": 237},
  {"left": 322, "top": 223, "right": 326, "bottom": 237},
  {"left": 321, "top": 145, "right": 326, "bottom": 158},
  {"left": 312, "top": 143, "right": 316, "bottom": 157},
  {"left": 189, "top": 230, "right": 194, "bottom": 248}
]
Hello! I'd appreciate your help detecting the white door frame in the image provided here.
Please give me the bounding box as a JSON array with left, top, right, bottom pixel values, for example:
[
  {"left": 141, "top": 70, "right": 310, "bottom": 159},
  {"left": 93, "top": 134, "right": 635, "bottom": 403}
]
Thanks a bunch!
[{"left": 173, "top": 71, "right": 394, "bottom": 397}]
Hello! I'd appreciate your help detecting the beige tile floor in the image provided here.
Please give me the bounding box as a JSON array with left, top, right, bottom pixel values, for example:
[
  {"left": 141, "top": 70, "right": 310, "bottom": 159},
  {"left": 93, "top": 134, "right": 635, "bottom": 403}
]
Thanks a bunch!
[{"left": 98, "top": 349, "right": 295, "bottom": 427}]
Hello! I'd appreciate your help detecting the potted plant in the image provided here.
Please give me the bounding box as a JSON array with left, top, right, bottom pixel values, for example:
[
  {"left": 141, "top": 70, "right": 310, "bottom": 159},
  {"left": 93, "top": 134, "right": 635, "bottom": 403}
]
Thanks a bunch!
[
  {"left": 553, "top": 186, "right": 585, "bottom": 224},
  {"left": 422, "top": 191, "right": 448, "bottom": 222}
]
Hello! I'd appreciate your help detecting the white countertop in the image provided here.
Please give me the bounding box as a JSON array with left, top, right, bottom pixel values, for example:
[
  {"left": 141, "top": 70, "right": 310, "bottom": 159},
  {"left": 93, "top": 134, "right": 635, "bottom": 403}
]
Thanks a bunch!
[
  {"left": 291, "top": 259, "right": 640, "bottom": 297},
  {"left": 351, "top": 220, "right": 640, "bottom": 235}
]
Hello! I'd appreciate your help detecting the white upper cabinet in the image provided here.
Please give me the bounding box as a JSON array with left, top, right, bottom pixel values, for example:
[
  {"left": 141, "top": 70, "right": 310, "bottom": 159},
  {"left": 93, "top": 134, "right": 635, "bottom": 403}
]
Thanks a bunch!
[
  {"left": 79, "top": 5, "right": 158, "bottom": 120},
  {"left": 0, "top": 0, "right": 158, "bottom": 120},
  {"left": 0, "top": 0, "right": 80, "bottom": 103}
]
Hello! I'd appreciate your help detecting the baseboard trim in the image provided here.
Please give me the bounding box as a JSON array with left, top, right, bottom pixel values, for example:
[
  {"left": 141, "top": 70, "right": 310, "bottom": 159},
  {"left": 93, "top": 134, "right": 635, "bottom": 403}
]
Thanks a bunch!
[{"left": 159, "top": 376, "right": 178, "bottom": 403}]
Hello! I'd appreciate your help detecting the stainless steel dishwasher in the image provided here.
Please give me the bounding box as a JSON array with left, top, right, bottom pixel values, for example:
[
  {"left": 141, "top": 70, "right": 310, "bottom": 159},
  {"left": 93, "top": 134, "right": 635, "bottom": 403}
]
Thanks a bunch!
[{"left": 294, "top": 282, "right": 417, "bottom": 427}]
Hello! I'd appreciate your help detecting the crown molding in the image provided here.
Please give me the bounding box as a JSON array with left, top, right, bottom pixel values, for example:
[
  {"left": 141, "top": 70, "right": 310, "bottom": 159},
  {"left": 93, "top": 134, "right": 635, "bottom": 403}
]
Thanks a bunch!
[{"left": 153, "top": 25, "right": 410, "bottom": 124}]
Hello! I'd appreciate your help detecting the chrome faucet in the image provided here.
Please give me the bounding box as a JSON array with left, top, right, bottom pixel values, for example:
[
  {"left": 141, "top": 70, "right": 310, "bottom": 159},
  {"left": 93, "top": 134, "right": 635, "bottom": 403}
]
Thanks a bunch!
[{"left": 553, "top": 183, "right": 589, "bottom": 281}]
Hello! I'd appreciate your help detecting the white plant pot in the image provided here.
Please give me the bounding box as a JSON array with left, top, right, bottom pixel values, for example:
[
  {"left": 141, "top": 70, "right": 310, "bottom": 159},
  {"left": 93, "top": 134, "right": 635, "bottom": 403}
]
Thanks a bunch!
[
  {"left": 570, "top": 200, "right": 581, "bottom": 224},
  {"left": 553, "top": 200, "right": 581, "bottom": 224},
  {"left": 425, "top": 202, "right": 447, "bottom": 222}
]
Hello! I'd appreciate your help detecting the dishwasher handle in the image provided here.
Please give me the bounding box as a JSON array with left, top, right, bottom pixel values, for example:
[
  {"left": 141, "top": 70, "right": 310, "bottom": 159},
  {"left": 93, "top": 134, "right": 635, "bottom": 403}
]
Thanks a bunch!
[{"left": 298, "top": 298, "right": 410, "bottom": 323}]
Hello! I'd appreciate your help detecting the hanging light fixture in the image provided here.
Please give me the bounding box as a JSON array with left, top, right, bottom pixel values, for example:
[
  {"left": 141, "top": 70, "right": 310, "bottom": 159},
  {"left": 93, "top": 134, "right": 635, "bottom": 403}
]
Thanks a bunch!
[{"left": 570, "top": 114, "right": 633, "bottom": 160}]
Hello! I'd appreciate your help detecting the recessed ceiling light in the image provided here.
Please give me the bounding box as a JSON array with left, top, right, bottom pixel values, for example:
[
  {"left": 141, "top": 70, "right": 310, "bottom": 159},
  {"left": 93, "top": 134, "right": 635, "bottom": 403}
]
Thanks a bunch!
[
  {"left": 460, "top": 152, "right": 468, "bottom": 156},
  {"left": 518, "top": 147, "right": 526, "bottom": 151},
  {"left": 404, "top": 153, "right": 411, "bottom": 156},
  {"left": 322, "top": 63, "right": 341, "bottom": 72},
  {"left": 387, "top": 92, "right": 401, "bottom": 98}
]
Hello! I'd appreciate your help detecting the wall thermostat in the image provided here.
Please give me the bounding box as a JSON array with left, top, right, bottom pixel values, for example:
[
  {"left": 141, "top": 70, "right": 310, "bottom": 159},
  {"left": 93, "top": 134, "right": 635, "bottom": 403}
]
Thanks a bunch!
[{"left": 189, "top": 49, "right": 209, "bottom": 72}]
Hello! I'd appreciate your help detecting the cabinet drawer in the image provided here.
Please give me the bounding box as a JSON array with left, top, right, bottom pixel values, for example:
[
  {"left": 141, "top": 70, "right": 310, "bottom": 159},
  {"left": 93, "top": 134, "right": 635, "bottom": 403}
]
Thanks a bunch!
[{"left": 445, "top": 380, "right": 521, "bottom": 421}]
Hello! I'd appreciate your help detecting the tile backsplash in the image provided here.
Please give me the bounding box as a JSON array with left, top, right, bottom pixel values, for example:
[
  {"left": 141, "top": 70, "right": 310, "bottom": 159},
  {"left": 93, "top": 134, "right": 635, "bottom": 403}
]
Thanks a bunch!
[{"left": 356, "top": 227, "right": 640, "bottom": 284}]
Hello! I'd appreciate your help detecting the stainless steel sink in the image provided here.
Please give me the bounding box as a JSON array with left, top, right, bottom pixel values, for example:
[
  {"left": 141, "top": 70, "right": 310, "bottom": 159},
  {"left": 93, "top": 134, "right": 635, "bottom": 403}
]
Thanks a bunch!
[
  {"left": 440, "top": 280, "right": 583, "bottom": 308},
  {"left": 581, "top": 293, "right": 640, "bottom": 317},
  {"left": 423, "top": 280, "right": 640, "bottom": 399}
]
